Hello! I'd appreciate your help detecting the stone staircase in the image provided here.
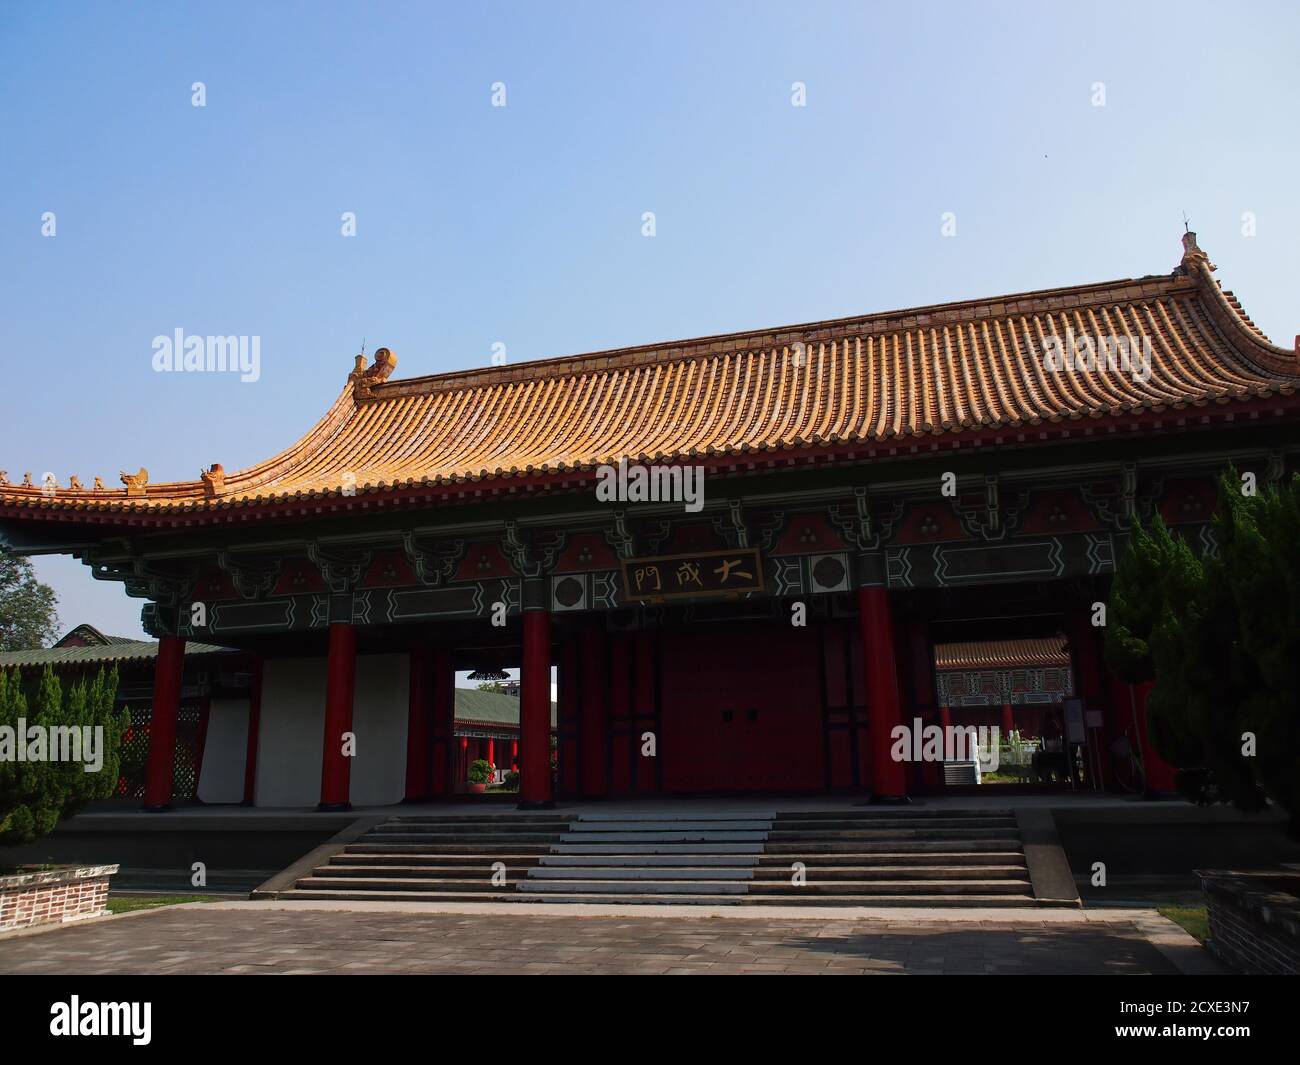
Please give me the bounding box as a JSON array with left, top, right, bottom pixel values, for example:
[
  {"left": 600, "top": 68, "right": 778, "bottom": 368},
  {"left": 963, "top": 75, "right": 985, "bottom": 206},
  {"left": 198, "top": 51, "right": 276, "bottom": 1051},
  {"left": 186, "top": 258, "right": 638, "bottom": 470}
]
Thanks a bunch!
[{"left": 275, "top": 808, "right": 1051, "bottom": 906}]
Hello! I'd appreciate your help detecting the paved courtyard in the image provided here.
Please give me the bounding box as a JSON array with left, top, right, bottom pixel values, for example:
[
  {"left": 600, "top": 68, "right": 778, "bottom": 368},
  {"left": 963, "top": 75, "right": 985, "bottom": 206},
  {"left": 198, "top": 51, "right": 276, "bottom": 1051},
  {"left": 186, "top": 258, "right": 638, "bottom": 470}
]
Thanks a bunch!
[{"left": 0, "top": 904, "right": 1198, "bottom": 974}]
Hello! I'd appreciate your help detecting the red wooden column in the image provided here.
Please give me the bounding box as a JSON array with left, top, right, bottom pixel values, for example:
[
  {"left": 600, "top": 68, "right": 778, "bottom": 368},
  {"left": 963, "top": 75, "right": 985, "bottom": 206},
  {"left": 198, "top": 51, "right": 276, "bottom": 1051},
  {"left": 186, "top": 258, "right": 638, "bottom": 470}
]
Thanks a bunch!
[
  {"left": 858, "top": 586, "right": 908, "bottom": 802},
  {"left": 1001, "top": 702, "right": 1016, "bottom": 737},
  {"left": 193, "top": 692, "right": 212, "bottom": 803},
  {"left": 519, "top": 586, "right": 554, "bottom": 808},
  {"left": 557, "top": 631, "right": 581, "bottom": 798},
  {"left": 903, "top": 619, "right": 940, "bottom": 793},
  {"left": 143, "top": 634, "right": 186, "bottom": 811},
  {"left": 579, "top": 621, "right": 608, "bottom": 797},
  {"left": 1130, "top": 679, "right": 1179, "bottom": 793},
  {"left": 404, "top": 643, "right": 433, "bottom": 802},
  {"left": 241, "top": 655, "right": 263, "bottom": 805},
  {"left": 429, "top": 647, "right": 455, "bottom": 795},
  {"left": 486, "top": 738, "right": 495, "bottom": 768},
  {"left": 318, "top": 622, "right": 357, "bottom": 811}
]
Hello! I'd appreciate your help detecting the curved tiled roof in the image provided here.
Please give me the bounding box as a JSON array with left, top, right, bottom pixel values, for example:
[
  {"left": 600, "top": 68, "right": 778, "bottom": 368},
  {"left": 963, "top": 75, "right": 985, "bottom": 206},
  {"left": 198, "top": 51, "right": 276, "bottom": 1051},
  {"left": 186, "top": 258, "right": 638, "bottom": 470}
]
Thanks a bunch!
[
  {"left": 453, "top": 687, "right": 558, "bottom": 729},
  {"left": 933, "top": 637, "right": 1072, "bottom": 672},
  {"left": 0, "top": 637, "right": 232, "bottom": 669},
  {"left": 3, "top": 236, "right": 1296, "bottom": 524}
]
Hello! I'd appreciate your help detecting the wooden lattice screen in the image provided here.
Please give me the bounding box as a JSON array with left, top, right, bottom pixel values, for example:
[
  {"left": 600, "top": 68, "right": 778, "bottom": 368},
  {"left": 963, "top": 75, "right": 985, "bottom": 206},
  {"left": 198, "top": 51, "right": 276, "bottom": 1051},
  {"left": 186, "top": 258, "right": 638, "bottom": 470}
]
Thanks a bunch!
[{"left": 115, "top": 702, "right": 205, "bottom": 801}]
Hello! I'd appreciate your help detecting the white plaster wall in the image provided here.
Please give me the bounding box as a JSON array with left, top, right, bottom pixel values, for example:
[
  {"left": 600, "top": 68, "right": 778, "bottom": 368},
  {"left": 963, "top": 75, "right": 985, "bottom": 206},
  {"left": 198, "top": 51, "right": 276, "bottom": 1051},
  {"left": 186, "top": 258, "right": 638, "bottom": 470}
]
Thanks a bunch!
[
  {"left": 350, "top": 653, "right": 409, "bottom": 807},
  {"left": 197, "top": 697, "right": 249, "bottom": 804},
  {"left": 253, "top": 653, "right": 409, "bottom": 808},
  {"left": 255, "top": 657, "right": 328, "bottom": 808}
]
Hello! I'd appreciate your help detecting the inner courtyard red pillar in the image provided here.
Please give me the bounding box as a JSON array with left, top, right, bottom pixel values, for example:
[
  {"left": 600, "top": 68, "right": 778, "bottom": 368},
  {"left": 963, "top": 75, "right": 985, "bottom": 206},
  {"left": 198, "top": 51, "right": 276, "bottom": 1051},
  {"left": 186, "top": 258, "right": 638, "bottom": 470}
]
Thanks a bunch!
[
  {"left": 1001, "top": 702, "right": 1016, "bottom": 737},
  {"left": 903, "top": 619, "right": 940, "bottom": 793},
  {"left": 429, "top": 647, "right": 455, "bottom": 795},
  {"left": 858, "top": 586, "right": 908, "bottom": 802},
  {"left": 519, "top": 595, "right": 553, "bottom": 808},
  {"left": 1129, "top": 679, "right": 1179, "bottom": 794},
  {"left": 241, "top": 655, "right": 263, "bottom": 805},
  {"left": 143, "top": 634, "right": 186, "bottom": 811},
  {"left": 319, "top": 622, "right": 356, "bottom": 811}
]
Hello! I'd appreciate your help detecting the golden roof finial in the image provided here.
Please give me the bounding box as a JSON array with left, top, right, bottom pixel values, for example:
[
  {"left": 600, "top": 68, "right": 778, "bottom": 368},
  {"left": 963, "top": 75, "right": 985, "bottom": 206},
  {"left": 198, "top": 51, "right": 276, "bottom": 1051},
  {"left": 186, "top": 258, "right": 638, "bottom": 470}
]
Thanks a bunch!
[
  {"left": 350, "top": 345, "right": 398, "bottom": 398},
  {"left": 201, "top": 463, "right": 226, "bottom": 499},
  {"left": 120, "top": 467, "right": 149, "bottom": 497}
]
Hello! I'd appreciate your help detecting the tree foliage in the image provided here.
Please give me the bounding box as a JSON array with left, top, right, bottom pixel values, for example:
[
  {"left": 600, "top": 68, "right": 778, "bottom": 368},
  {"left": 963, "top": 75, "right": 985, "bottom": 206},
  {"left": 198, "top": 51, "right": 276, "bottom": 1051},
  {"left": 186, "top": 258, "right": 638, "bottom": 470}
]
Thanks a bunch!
[
  {"left": 0, "top": 547, "right": 59, "bottom": 651},
  {"left": 1105, "top": 472, "right": 1300, "bottom": 831},
  {"left": 0, "top": 665, "right": 126, "bottom": 846}
]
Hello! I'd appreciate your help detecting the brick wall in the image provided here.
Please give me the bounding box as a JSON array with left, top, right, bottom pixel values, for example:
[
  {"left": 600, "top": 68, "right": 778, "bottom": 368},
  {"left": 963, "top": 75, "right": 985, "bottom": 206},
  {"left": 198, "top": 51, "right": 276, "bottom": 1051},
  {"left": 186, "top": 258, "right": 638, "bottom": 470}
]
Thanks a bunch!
[
  {"left": 1200, "top": 870, "right": 1300, "bottom": 976},
  {"left": 0, "top": 865, "right": 118, "bottom": 931}
]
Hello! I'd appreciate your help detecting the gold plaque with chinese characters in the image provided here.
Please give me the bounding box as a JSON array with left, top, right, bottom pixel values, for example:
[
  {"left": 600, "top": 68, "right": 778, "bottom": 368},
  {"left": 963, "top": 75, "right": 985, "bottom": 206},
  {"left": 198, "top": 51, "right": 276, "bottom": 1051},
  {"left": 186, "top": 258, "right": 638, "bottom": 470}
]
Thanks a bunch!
[{"left": 620, "top": 547, "right": 764, "bottom": 602}]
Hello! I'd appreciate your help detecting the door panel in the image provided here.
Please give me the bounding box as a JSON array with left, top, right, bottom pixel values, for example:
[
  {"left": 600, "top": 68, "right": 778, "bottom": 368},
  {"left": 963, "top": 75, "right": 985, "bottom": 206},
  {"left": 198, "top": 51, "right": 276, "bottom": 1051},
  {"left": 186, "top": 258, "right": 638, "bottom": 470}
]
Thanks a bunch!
[{"left": 660, "top": 625, "right": 823, "bottom": 792}]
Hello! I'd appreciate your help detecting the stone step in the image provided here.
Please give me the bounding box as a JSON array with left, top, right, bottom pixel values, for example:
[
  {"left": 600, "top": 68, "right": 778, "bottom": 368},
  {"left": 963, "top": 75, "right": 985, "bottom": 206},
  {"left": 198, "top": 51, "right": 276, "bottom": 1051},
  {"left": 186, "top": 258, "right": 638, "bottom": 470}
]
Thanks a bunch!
[
  {"left": 346, "top": 843, "right": 556, "bottom": 855},
  {"left": 278, "top": 806, "right": 1043, "bottom": 909},
  {"left": 557, "top": 830, "right": 768, "bottom": 843},
  {"left": 527, "top": 867, "right": 756, "bottom": 882},
  {"left": 565, "top": 819, "right": 773, "bottom": 832},
  {"left": 379, "top": 815, "right": 574, "bottom": 826},
  {"left": 372, "top": 826, "right": 571, "bottom": 837},
  {"left": 517, "top": 878, "right": 1031, "bottom": 895},
  {"left": 297, "top": 877, "right": 514, "bottom": 893},
  {"left": 523, "top": 865, "right": 1030, "bottom": 883},
  {"left": 274, "top": 888, "right": 1042, "bottom": 907},
  {"left": 769, "top": 816, "right": 1013, "bottom": 827},
  {"left": 754, "top": 851, "right": 1026, "bottom": 866},
  {"left": 540, "top": 854, "right": 760, "bottom": 868},
  {"left": 748, "top": 879, "right": 1033, "bottom": 895},
  {"left": 550, "top": 843, "right": 766, "bottom": 855},
  {"left": 765, "top": 828, "right": 1019, "bottom": 841},
  {"left": 764, "top": 817, "right": 1016, "bottom": 831},
  {"left": 764, "top": 833, "right": 1022, "bottom": 849},
  {"left": 736, "top": 894, "right": 1048, "bottom": 907},
  {"left": 277, "top": 888, "right": 530, "bottom": 904},
  {"left": 319, "top": 864, "right": 543, "bottom": 878},
  {"left": 361, "top": 833, "right": 567, "bottom": 845},
  {"left": 518, "top": 879, "right": 750, "bottom": 895},
  {"left": 748, "top": 865, "right": 1030, "bottom": 881},
  {"left": 334, "top": 853, "right": 549, "bottom": 866}
]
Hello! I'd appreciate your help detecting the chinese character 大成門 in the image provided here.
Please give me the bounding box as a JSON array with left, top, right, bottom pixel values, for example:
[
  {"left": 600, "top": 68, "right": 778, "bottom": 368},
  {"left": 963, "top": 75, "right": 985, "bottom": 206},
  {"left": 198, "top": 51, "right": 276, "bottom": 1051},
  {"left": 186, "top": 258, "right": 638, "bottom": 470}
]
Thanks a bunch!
[
  {"left": 633, "top": 565, "right": 663, "bottom": 594},
  {"left": 675, "top": 561, "right": 703, "bottom": 588},
  {"left": 713, "top": 558, "right": 753, "bottom": 584}
]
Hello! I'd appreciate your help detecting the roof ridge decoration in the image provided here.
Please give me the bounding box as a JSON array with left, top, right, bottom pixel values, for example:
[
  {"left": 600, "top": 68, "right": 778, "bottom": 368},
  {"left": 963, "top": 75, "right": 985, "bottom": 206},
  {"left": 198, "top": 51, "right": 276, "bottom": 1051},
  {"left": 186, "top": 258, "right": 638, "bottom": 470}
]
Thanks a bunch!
[
  {"left": 1177, "top": 228, "right": 1216, "bottom": 274},
  {"left": 120, "top": 467, "right": 148, "bottom": 498},
  {"left": 200, "top": 463, "right": 225, "bottom": 499},
  {"left": 1174, "top": 229, "right": 1297, "bottom": 376},
  {"left": 349, "top": 347, "right": 399, "bottom": 399},
  {"left": 2, "top": 233, "right": 1297, "bottom": 521}
]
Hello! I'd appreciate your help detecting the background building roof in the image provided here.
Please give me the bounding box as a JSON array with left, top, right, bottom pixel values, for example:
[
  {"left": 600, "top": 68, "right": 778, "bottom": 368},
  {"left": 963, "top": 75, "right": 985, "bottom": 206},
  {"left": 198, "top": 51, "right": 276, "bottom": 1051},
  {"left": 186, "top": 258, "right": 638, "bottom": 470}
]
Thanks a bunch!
[
  {"left": 933, "top": 636, "right": 1072, "bottom": 672},
  {"left": 453, "top": 687, "right": 557, "bottom": 728},
  {"left": 0, "top": 632, "right": 232, "bottom": 669}
]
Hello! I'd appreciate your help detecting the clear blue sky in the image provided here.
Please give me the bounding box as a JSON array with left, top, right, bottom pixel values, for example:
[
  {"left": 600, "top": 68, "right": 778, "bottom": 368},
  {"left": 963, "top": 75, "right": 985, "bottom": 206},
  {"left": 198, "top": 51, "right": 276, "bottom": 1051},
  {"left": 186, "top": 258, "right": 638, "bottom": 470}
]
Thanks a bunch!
[{"left": 2, "top": 0, "right": 1297, "bottom": 639}]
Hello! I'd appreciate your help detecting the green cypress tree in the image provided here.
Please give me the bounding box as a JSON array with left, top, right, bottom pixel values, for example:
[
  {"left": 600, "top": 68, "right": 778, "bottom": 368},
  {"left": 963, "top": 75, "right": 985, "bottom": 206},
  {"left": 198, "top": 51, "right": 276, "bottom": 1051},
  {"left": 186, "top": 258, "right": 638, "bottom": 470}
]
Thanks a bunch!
[
  {"left": 1216, "top": 474, "right": 1300, "bottom": 827},
  {"left": 0, "top": 665, "right": 123, "bottom": 846},
  {"left": 1106, "top": 471, "right": 1300, "bottom": 833}
]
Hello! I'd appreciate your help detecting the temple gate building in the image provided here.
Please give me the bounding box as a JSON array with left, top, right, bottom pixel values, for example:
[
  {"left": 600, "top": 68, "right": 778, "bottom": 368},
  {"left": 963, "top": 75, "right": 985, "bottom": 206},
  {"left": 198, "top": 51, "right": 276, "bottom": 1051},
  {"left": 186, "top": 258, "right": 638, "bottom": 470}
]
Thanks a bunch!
[{"left": 2, "top": 233, "right": 1296, "bottom": 810}]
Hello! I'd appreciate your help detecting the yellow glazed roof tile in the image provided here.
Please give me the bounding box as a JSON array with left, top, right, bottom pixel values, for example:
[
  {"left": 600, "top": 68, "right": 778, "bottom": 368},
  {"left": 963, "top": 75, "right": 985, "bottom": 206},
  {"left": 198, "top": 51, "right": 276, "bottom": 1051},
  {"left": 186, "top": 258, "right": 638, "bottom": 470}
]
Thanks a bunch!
[{"left": 2, "top": 237, "right": 1297, "bottom": 521}]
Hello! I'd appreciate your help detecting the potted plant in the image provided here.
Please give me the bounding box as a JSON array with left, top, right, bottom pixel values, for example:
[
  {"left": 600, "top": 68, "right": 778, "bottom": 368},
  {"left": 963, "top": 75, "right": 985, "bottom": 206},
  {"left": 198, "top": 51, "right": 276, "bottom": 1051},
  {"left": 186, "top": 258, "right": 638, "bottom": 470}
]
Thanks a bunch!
[{"left": 467, "top": 758, "right": 492, "bottom": 793}]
